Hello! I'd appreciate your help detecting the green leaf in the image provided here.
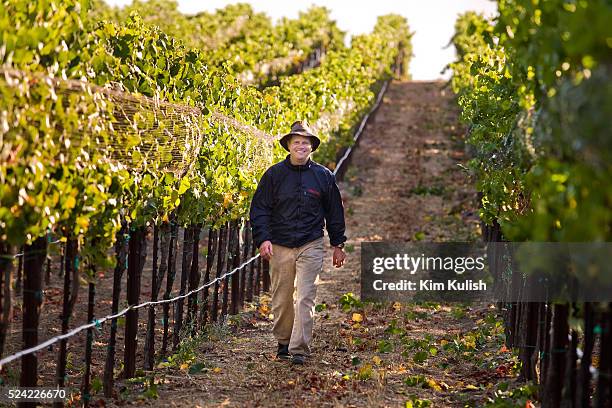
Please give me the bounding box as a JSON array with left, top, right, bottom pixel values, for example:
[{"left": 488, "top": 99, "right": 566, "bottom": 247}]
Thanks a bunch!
[
  {"left": 378, "top": 340, "right": 393, "bottom": 353},
  {"left": 413, "top": 351, "right": 428, "bottom": 364},
  {"left": 188, "top": 362, "right": 206, "bottom": 374}
]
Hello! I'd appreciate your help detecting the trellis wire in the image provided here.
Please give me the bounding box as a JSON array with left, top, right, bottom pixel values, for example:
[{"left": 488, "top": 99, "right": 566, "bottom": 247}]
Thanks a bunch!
[{"left": 0, "top": 253, "right": 259, "bottom": 368}]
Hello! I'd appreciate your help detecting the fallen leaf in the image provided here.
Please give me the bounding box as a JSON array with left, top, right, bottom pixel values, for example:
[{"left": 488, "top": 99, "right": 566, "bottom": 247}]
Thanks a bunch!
[
  {"left": 426, "top": 378, "right": 442, "bottom": 392},
  {"left": 372, "top": 356, "right": 382, "bottom": 365},
  {"left": 352, "top": 313, "right": 363, "bottom": 322}
]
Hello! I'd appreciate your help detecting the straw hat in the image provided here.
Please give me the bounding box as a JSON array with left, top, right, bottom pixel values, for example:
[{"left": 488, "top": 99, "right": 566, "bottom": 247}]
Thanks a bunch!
[{"left": 279, "top": 121, "right": 321, "bottom": 152}]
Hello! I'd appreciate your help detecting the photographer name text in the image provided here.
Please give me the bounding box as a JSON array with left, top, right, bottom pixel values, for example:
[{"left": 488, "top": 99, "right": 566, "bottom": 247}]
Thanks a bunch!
[{"left": 373, "top": 279, "right": 487, "bottom": 291}]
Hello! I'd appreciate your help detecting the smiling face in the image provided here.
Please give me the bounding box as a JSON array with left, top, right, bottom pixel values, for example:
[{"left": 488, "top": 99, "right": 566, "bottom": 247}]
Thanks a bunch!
[{"left": 288, "top": 134, "right": 313, "bottom": 164}]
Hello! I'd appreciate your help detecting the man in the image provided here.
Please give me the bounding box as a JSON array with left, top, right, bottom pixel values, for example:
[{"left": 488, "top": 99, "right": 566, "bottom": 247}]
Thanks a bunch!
[{"left": 249, "top": 121, "right": 347, "bottom": 365}]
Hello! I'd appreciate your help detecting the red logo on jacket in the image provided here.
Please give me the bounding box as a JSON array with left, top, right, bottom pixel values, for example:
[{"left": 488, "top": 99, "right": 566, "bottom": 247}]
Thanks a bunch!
[{"left": 307, "top": 188, "right": 321, "bottom": 197}]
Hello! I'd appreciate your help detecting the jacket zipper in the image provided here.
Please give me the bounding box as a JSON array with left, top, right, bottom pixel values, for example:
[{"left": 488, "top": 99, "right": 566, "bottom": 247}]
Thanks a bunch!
[{"left": 296, "top": 164, "right": 302, "bottom": 246}]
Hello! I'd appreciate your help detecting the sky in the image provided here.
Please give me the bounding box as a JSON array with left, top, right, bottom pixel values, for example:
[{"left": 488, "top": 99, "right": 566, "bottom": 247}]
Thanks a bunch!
[{"left": 103, "top": 0, "right": 498, "bottom": 80}]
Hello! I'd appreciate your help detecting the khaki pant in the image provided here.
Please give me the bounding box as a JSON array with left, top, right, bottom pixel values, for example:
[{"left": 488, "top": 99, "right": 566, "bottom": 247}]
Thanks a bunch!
[{"left": 269, "top": 237, "right": 325, "bottom": 355}]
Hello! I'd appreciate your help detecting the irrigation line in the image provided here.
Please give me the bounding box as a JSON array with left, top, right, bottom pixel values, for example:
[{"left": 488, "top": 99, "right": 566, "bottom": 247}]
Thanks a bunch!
[
  {"left": 0, "top": 254, "right": 260, "bottom": 368},
  {"left": 333, "top": 78, "right": 390, "bottom": 176}
]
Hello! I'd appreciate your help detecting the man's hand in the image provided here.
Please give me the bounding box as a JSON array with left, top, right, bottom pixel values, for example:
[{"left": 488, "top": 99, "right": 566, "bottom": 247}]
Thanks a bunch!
[
  {"left": 259, "top": 240, "right": 273, "bottom": 261},
  {"left": 332, "top": 246, "right": 346, "bottom": 268}
]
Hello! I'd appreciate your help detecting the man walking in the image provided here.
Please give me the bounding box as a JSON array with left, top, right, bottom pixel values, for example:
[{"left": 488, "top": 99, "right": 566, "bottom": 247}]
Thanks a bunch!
[{"left": 249, "top": 121, "right": 347, "bottom": 365}]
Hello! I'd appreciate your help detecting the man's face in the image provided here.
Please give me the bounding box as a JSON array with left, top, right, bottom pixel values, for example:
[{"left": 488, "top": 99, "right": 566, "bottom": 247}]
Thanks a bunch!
[{"left": 288, "top": 135, "right": 313, "bottom": 162}]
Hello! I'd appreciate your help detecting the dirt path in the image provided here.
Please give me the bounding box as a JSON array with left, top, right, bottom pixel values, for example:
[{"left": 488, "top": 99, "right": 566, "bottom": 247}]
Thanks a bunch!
[{"left": 114, "top": 81, "right": 518, "bottom": 407}]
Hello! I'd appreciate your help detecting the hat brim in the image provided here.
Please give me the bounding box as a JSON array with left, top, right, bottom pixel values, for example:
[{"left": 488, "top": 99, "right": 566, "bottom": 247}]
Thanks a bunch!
[{"left": 279, "top": 131, "right": 321, "bottom": 152}]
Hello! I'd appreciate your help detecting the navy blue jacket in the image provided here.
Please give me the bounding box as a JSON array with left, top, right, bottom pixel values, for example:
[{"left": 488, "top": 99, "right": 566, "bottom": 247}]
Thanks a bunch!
[{"left": 249, "top": 155, "right": 347, "bottom": 249}]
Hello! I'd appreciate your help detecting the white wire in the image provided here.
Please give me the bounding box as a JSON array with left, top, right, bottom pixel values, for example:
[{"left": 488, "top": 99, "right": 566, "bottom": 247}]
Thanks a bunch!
[
  {"left": 0, "top": 253, "right": 260, "bottom": 368},
  {"left": 11, "top": 239, "right": 62, "bottom": 259}
]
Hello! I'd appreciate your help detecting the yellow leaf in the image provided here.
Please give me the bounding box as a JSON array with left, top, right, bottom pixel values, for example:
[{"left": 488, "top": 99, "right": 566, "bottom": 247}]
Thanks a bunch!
[
  {"left": 213, "top": 367, "right": 222, "bottom": 373},
  {"left": 179, "top": 363, "right": 189, "bottom": 370},
  {"left": 352, "top": 313, "right": 363, "bottom": 322},
  {"left": 65, "top": 196, "right": 76, "bottom": 209},
  {"left": 258, "top": 304, "right": 270, "bottom": 315},
  {"left": 427, "top": 378, "right": 442, "bottom": 392},
  {"left": 223, "top": 193, "right": 232, "bottom": 208},
  {"left": 372, "top": 356, "right": 382, "bottom": 365},
  {"left": 264, "top": 94, "right": 275, "bottom": 105},
  {"left": 465, "top": 384, "right": 479, "bottom": 390},
  {"left": 76, "top": 216, "right": 89, "bottom": 230}
]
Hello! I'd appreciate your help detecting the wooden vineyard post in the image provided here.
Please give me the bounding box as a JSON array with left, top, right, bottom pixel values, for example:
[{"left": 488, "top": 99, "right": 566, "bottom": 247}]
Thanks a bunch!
[
  {"left": 124, "top": 226, "right": 147, "bottom": 379},
  {"left": 187, "top": 224, "right": 202, "bottom": 334},
  {"left": 161, "top": 217, "right": 179, "bottom": 358},
  {"left": 230, "top": 220, "right": 241, "bottom": 315},
  {"left": 145, "top": 222, "right": 169, "bottom": 370},
  {"left": 212, "top": 223, "right": 228, "bottom": 322},
  {"left": 542, "top": 303, "right": 569, "bottom": 408},
  {"left": 518, "top": 302, "right": 539, "bottom": 382},
  {"left": 143, "top": 224, "right": 159, "bottom": 371},
  {"left": 221, "top": 222, "right": 233, "bottom": 319},
  {"left": 199, "top": 228, "right": 217, "bottom": 328},
  {"left": 15, "top": 245, "right": 23, "bottom": 295},
  {"left": 0, "top": 242, "right": 13, "bottom": 358},
  {"left": 81, "top": 275, "right": 95, "bottom": 406},
  {"left": 561, "top": 324, "right": 578, "bottom": 406},
  {"left": 577, "top": 302, "right": 594, "bottom": 408},
  {"left": 244, "top": 226, "right": 257, "bottom": 302},
  {"left": 174, "top": 225, "right": 194, "bottom": 350},
  {"left": 103, "top": 223, "right": 128, "bottom": 397},
  {"left": 595, "top": 304, "right": 611, "bottom": 408},
  {"left": 55, "top": 237, "right": 79, "bottom": 408},
  {"left": 19, "top": 236, "right": 46, "bottom": 408},
  {"left": 539, "top": 302, "right": 553, "bottom": 395},
  {"left": 242, "top": 221, "right": 252, "bottom": 304},
  {"left": 45, "top": 252, "right": 51, "bottom": 286},
  {"left": 58, "top": 242, "right": 65, "bottom": 279}
]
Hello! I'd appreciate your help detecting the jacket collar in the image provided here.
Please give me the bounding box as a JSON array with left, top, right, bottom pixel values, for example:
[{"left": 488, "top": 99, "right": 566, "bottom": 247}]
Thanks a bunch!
[{"left": 283, "top": 154, "right": 312, "bottom": 171}]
